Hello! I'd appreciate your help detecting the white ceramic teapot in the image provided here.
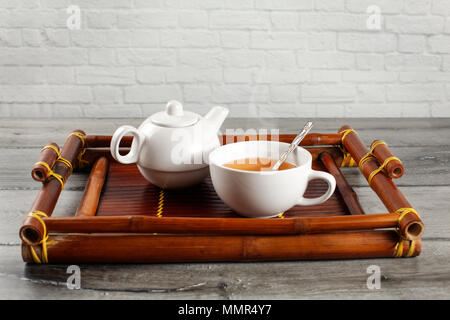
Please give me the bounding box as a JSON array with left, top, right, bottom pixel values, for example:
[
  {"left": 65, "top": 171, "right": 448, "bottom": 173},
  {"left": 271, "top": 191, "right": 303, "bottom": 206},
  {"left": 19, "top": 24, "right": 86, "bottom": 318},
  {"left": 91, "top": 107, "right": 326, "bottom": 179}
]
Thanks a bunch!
[{"left": 111, "top": 100, "right": 229, "bottom": 189}]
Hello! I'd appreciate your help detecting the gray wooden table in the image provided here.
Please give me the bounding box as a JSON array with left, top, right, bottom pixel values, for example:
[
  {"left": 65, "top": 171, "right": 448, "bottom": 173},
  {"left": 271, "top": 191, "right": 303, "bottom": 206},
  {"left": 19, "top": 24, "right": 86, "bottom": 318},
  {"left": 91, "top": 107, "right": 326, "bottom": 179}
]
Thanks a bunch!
[{"left": 1, "top": 118, "right": 449, "bottom": 299}]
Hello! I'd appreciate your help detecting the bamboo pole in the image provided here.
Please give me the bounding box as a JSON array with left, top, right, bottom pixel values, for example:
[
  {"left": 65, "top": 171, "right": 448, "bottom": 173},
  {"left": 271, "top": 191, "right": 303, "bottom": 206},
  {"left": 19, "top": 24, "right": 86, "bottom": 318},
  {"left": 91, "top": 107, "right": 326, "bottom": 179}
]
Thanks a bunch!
[
  {"left": 84, "top": 133, "right": 344, "bottom": 149},
  {"left": 319, "top": 152, "right": 365, "bottom": 215},
  {"left": 42, "top": 213, "right": 401, "bottom": 235},
  {"left": 20, "top": 130, "right": 86, "bottom": 246},
  {"left": 31, "top": 142, "right": 60, "bottom": 182},
  {"left": 22, "top": 230, "right": 421, "bottom": 263},
  {"left": 339, "top": 125, "right": 424, "bottom": 240},
  {"left": 75, "top": 157, "right": 109, "bottom": 217},
  {"left": 82, "top": 133, "right": 346, "bottom": 170},
  {"left": 82, "top": 146, "right": 345, "bottom": 171},
  {"left": 370, "top": 140, "right": 405, "bottom": 179}
]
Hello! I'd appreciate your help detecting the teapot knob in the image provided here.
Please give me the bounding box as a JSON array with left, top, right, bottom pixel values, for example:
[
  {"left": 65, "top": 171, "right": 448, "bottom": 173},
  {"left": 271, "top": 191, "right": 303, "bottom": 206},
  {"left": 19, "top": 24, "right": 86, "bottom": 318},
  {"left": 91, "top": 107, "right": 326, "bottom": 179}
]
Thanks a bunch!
[{"left": 166, "top": 100, "right": 183, "bottom": 116}]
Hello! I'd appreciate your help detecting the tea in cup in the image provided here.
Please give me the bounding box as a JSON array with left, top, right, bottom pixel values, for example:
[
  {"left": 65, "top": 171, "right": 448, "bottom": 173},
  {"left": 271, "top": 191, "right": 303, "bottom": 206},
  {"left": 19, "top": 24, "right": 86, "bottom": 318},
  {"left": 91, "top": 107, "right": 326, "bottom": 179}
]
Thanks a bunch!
[
  {"left": 209, "top": 141, "right": 336, "bottom": 218},
  {"left": 223, "top": 157, "right": 296, "bottom": 171}
]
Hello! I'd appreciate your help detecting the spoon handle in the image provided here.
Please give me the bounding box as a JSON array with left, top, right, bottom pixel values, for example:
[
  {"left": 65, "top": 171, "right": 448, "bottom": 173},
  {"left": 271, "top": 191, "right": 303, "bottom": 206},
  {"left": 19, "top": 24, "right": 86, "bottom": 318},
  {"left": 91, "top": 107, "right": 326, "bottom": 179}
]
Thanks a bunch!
[{"left": 272, "top": 121, "right": 314, "bottom": 171}]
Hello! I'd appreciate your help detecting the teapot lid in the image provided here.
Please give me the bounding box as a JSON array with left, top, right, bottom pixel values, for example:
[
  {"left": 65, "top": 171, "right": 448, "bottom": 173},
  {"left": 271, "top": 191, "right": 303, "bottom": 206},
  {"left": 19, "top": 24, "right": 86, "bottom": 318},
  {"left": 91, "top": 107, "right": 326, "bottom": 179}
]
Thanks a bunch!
[{"left": 150, "top": 100, "right": 199, "bottom": 128}]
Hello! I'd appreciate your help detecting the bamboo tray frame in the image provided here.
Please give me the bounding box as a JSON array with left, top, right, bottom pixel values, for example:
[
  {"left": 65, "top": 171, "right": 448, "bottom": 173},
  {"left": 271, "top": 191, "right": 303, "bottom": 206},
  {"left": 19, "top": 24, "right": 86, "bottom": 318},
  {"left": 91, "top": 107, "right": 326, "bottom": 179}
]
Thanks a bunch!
[{"left": 20, "top": 125, "right": 424, "bottom": 264}]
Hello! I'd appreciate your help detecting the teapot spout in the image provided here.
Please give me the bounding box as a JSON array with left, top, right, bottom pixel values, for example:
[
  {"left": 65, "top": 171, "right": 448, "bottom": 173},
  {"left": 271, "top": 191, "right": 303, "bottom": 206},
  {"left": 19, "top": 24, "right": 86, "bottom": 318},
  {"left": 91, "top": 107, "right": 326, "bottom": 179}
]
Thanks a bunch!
[{"left": 201, "top": 106, "right": 229, "bottom": 134}]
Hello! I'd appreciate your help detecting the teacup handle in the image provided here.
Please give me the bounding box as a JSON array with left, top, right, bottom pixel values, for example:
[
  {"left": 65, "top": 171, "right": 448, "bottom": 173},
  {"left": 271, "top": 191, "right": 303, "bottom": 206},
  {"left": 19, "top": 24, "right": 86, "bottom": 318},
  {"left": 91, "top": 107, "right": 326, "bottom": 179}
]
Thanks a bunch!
[
  {"left": 296, "top": 170, "right": 336, "bottom": 206},
  {"left": 110, "top": 125, "right": 145, "bottom": 164}
]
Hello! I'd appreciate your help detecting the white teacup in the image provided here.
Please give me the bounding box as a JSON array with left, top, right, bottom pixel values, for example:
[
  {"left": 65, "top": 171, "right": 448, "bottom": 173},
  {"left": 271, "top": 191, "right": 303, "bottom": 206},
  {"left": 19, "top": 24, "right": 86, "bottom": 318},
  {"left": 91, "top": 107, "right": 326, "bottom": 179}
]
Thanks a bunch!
[{"left": 209, "top": 140, "right": 336, "bottom": 218}]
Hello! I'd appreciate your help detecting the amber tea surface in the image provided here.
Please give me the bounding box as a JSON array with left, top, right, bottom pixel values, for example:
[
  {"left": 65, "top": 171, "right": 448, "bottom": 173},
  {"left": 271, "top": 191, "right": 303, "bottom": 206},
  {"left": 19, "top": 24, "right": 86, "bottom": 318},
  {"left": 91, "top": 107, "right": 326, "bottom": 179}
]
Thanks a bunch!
[{"left": 224, "top": 158, "right": 296, "bottom": 171}]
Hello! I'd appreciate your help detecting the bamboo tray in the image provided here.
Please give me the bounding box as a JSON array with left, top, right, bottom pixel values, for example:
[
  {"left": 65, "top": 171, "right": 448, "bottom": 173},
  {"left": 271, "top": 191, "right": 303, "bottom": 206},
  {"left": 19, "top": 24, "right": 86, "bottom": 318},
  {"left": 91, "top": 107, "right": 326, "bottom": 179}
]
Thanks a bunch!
[{"left": 20, "top": 125, "right": 424, "bottom": 263}]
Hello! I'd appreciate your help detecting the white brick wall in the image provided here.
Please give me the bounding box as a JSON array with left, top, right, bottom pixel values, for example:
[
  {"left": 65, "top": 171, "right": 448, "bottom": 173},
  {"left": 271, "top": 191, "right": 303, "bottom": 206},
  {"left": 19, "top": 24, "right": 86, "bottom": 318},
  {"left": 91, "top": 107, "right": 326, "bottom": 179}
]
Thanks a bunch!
[{"left": 0, "top": 0, "right": 450, "bottom": 118}]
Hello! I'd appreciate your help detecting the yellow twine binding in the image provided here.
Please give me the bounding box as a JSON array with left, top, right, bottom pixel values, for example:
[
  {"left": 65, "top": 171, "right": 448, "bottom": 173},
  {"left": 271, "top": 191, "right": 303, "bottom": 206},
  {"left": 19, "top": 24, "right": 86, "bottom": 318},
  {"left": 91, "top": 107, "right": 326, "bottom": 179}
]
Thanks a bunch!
[
  {"left": 339, "top": 129, "right": 358, "bottom": 167},
  {"left": 56, "top": 157, "right": 73, "bottom": 174},
  {"left": 396, "top": 207, "right": 420, "bottom": 223},
  {"left": 41, "top": 144, "right": 59, "bottom": 155},
  {"left": 348, "top": 157, "right": 356, "bottom": 167},
  {"left": 356, "top": 140, "right": 403, "bottom": 187},
  {"left": 152, "top": 190, "right": 165, "bottom": 235},
  {"left": 406, "top": 240, "right": 416, "bottom": 257},
  {"left": 358, "top": 153, "right": 375, "bottom": 170},
  {"left": 26, "top": 211, "right": 54, "bottom": 264},
  {"left": 340, "top": 129, "right": 356, "bottom": 143},
  {"left": 370, "top": 140, "right": 387, "bottom": 152},
  {"left": 40, "top": 144, "right": 73, "bottom": 175},
  {"left": 33, "top": 161, "right": 65, "bottom": 190},
  {"left": 69, "top": 132, "right": 85, "bottom": 149},
  {"left": 368, "top": 141, "right": 402, "bottom": 185},
  {"left": 393, "top": 208, "right": 420, "bottom": 258},
  {"left": 32, "top": 132, "right": 88, "bottom": 199},
  {"left": 77, "top": 148, "right": 89, "bottom": 169},
  {"left": 68, "top": 132, "right": 89, "bottom": 169},
  {"left": 340, "top": 152, "right": 356, "bottom": 167},
  {"left": 394, "top": 239, "right": 416, "bottom": 258},
  {"left": 367, "top": 156, "right": 402, "bottom": 186},
  {"left": 358, "top": 140, "right": 389, "bottom": 170},
  {"left": 393, "top": 241, "right": 404, "bottom": 258},
  {"left": 156, "top": 189, "right": 164, "bottom": 218}
]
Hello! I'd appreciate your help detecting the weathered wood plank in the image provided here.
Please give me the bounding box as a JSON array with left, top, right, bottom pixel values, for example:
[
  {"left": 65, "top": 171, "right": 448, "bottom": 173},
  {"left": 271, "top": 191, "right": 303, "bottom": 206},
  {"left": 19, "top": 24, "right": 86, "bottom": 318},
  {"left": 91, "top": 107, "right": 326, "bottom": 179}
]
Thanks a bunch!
[
  {"left": 1, "top": 186, "right": 449, "bottom": 244},
  {"left": 1, "top": 118, "right": 449, "bottom": 147},
  {"left": 0, "top": 240, "right": 449, "bottom": 299}
]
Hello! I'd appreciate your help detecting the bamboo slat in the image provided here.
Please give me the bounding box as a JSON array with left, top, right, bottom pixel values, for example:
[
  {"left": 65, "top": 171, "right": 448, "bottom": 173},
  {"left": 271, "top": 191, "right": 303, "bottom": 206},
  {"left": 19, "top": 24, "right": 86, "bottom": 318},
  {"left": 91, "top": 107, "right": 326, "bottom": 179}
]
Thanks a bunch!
[
  {"left": 82, "top": 146, "right": 345, "bottom": 172},
  {"left": 85, "top": 133, "right": 344, "bottom": 149},
  {"left": 22, "top": 230, "right": 421, "bottom": 264},
  {"left": 42, "top": 213, "right": 400, "bottom": 235},
  {"left": 75, "top": 157, "right": 109, "bottom": 216},
  {"left": 319, "top": 152, "right": 365, "bottom": 215}
]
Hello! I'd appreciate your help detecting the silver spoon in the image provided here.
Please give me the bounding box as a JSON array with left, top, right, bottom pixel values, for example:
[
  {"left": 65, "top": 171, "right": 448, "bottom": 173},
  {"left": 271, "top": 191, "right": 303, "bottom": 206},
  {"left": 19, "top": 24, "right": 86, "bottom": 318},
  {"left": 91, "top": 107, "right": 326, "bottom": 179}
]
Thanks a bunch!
[{"left": 272, "top": 121, "right": 314, "bottom": 171}]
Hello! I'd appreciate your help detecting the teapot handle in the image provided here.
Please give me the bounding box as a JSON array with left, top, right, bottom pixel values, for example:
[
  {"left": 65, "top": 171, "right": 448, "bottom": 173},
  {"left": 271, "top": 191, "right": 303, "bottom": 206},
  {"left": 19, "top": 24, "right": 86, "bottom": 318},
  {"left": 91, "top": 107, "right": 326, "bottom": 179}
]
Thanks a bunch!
[{"left": 110, "top": 125, "right": 145, "bottom": 164}]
